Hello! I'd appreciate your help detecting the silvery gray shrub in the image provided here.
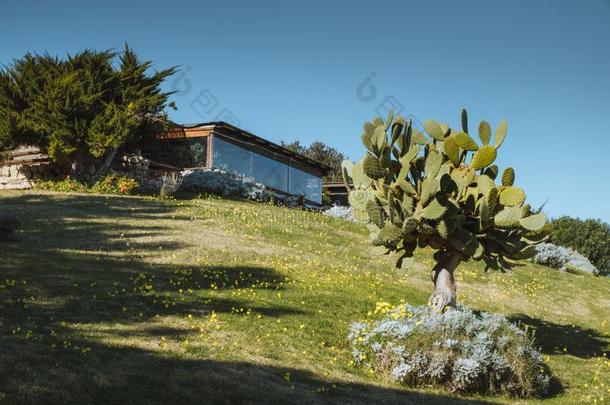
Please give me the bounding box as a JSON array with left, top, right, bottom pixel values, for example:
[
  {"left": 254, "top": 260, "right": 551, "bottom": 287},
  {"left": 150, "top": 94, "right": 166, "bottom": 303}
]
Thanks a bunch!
[
  {"left": 159, "top": 172, "right": 183, "bottom": 197},
  {"left": 532, "top": 242, "right": 599, "bottom": 275},
  {"left": 323, "top": 205, "right": 356, "bottom": 221},
  {"left": 348, "top": 304, "right": 552, "bottom": 397}
]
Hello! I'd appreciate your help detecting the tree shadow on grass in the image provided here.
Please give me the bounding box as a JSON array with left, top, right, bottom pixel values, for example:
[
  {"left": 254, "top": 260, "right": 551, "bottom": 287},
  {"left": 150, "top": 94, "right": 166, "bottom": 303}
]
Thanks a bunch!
[
  {"left": 0, "top": 338, "right": 497, "bottom": 405},
  {"left": 0, "top": 193, "right": 299, "bottom": 325},
  {"left": 509, "top": 314, "right": 609, "bottom": 359},
  {"left": 0, "top": 193, "right": 496, "bottom": 404},
  {"left": 0, "top": 192, "right": 292, "bottom": 315}
]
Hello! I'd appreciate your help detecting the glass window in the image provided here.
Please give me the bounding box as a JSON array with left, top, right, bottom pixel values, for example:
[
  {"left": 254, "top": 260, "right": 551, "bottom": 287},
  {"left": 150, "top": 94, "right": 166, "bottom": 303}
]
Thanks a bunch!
[
  {"left": 187, "top": 137, "right": 207, "bottom": 167},
  {"left": 161, "top": 139, "right": 193, "bottom": 168},
  {"left": 212, "top": 136, "right": 322, "bottom": 203},
  {"left": 253, "top": 153, "right": 288, "bottom": 192},
  {"left": 213, "top": 138, "right": 253, "bottom": 178},
  {"left": 289, "top": 166, "right": 322, "bottom": 204}
]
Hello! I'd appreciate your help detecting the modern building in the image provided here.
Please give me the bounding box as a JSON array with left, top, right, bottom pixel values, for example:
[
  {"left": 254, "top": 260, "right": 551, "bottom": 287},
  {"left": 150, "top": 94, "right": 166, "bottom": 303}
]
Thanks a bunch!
[{"left": 145, "top": 122, "right": 331, "bottom": 205}]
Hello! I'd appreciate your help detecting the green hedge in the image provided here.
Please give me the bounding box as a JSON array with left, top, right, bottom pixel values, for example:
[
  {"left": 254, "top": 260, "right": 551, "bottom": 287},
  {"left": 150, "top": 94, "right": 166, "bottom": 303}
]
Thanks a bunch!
[{"left": 550, "top": 216, "right": 610, "bottom": 275}]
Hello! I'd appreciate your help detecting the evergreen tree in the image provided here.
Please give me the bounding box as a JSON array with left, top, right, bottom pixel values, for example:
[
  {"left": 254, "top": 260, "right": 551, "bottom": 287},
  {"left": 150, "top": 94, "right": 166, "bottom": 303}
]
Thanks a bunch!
[
  {"left": 0, "top": 45, "right": 177, "bottom": 182},
  {"left": 281, "top": 140, "right": 346, "bottom": 182}
]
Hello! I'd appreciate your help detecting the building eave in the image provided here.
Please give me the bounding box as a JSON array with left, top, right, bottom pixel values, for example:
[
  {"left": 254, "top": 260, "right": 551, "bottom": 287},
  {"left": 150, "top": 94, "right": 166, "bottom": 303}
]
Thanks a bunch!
[{"left": 176, "top": 121, "right": 333, "bottom": 176}]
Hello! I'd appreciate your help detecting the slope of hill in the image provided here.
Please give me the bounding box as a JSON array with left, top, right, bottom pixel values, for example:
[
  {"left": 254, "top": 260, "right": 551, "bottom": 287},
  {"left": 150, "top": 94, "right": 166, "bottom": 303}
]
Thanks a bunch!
[{"left": 0, "top": 191, "right": 608, "bottom": 404}]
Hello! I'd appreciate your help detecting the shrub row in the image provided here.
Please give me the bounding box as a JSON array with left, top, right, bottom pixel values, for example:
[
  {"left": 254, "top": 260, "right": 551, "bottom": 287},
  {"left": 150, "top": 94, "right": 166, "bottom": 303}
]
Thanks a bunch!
[
  {"left": 549, "top": 216, "right": 610, "bottom": 275},
  {"left": 34, "top": 173, "right": 139, "bottom": 195}
]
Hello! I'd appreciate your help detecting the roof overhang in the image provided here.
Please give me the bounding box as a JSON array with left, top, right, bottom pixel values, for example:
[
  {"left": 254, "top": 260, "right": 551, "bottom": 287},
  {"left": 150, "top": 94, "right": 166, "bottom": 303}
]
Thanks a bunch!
[{"left": 174, "top": 121, "right": 333, "bottom": 176}]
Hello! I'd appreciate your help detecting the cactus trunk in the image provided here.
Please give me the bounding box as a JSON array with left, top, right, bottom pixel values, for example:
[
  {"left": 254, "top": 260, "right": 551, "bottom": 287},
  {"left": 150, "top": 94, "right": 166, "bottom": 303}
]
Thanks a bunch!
[{"left": 429, "top": 254, "right": 461, "bottom": 312}]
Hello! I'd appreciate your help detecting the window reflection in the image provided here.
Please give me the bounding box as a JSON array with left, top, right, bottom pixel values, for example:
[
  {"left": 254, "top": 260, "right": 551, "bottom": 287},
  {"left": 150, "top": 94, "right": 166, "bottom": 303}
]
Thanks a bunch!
[
  {"left": 289, "top": 166, "right": 322, "bottom": 204},
  {"left": 213, "top": 138, "right": 253, "bottom": 178},
  {"left": 253, "top": 153, "right": 288, "bottom": 192},
  {"left": 212, "top": 136, "right": 322, "bottom": 204},
  {"left": 187, "top": 138, "right": 207, "bottom": 167}
]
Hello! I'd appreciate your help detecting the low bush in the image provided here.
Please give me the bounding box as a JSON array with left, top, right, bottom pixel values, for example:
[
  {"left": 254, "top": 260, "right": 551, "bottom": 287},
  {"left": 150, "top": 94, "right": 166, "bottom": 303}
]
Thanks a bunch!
[
  {"left": 0, "top": 213, "right": 19, "bottom": 241},
  {"left": 34, "top": 176, "right": 88, "bottom": 193},
  {"left": 323, "top": 205, "right": 356, "bottom": 221},
  {"left": 348, "top": 303, "right": 552, "bottom": 397},
  {"left": 90, "top": 173, "right": 140, "bottom": 195},
  {"left": 159, "top": 172, "right": 183, "bottom": 198},
  {"left": 532, "top": 242, "right": 599, "bottom": 275},
  {"left": 34, "top": 173, "right": 139, "bottom": 195}
]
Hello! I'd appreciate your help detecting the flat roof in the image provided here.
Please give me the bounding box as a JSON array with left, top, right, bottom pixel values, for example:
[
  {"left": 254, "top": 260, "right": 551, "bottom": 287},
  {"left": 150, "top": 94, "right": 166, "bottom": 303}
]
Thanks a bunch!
[{"left": 176, "top": 121, "right": 333, "bottom": 175}]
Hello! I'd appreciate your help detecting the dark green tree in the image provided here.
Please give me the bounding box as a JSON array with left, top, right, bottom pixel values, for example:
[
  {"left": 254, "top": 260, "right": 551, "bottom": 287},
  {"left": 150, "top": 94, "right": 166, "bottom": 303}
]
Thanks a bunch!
[
  {"left": 281, "top": 140, "right": 346, "bottom": 182},
  {"left": 0, "top": 45, "right": 177, "bottom": 182},
  {"left": 550, "top": 216, "right": 610, "bottom": 275}
]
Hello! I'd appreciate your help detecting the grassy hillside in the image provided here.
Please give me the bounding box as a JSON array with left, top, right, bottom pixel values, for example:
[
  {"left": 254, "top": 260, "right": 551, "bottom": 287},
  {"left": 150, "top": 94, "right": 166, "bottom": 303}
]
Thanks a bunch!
[{"left": 0, "top": 191, "right": 608, "bottom": 405}]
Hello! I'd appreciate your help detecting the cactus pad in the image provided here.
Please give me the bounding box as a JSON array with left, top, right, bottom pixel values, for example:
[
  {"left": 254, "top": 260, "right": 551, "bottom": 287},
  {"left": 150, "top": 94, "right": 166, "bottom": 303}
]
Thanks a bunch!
[
  {"left": 443, "top": 136, "right": 460, "bottom": 166},
  {"left": 455, "top": 131, "right": 479, "bottom": 151},
  {"left": 461, "top": 108, "right": 469, "bottom": 133},
  {"left": 494, "top": 120, "right": 508, "bottom": 148},
  {"left": 378, "top": 224, "right": 402, "bottom": 243},
  {"left": 424, "top": 119, "right": 445, "bottom": 141},
  {"left": 470, "top": 145, "right": 497, "bottom": 170},
  {"left": 424, "top": 150, "right": 444, "bottom": 179},
  {"left": 363, "top": 154, "right": 385, "bottom": 179},
  {"left": 520, "top": 213, "right": 546, "bottom": 231},
  {"left": 422, "top": 198, "right": 447, "bottom": 220},
  {"left": 412, "top": 128, "right": 428, "bottom": 144},
  {"left": 501, "top": 167, "right": 515, "bottom": 186},
  {"left": 478, "top": 121, "right": 491, "bottom": 145},
  {"left": 494, "top": 206, "right": 523, "bottom": 227},
  {"left": 499, "top": 186, "right": 525, "bottom": 206}
]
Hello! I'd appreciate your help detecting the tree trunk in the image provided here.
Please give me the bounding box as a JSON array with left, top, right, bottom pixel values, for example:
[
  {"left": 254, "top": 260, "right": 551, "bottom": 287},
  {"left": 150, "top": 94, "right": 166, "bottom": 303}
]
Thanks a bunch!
[
  {"left": 429, "top": 253, "right": 462, "bottom": 312},
  {"left": 89, "top": 149, "right": 118, "bottom": 186}
]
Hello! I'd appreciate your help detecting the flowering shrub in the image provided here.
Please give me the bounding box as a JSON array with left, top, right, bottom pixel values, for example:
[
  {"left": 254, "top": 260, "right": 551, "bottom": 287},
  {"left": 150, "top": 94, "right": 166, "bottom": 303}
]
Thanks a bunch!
[
  {"left": 90, "top": 173, "right": 139, "bottom": 195},
  {"left": 34, "top": 173, "right": 139, "bottom": 195},
  {"left": 532, "top": 243, "right": 599, "bottom": 275},
  {"left": 348, "top": 303, "right": 552, "bottom": 397},
  {"left": 34, "top": 176, "right": 88, "bottom": 193}
]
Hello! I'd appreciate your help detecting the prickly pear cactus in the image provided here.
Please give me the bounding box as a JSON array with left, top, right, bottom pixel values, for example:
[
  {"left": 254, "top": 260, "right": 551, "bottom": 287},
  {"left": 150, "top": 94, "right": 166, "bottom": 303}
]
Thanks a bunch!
[{"left": 342, "top": 109, "right": 548, "bottom": 311}]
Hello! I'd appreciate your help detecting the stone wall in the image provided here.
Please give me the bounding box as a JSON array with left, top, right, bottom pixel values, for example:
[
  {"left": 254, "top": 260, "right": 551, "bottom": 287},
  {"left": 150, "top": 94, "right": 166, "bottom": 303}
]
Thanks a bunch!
[
  {"left": 117, "top": 154, "right": 150, "bottom": 183},
  {"left": 0, "top": 145, "right": 67, "bottom": 190},
  {"left": 0, "top": 164, "right": 32, "bottom": 190}
]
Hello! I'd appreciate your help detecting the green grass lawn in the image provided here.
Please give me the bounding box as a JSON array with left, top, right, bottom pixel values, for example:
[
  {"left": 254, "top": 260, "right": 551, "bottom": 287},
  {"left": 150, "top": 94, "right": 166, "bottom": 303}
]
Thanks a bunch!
[{"left": 0, "top": 191, "right": 608, "bottom": 404}]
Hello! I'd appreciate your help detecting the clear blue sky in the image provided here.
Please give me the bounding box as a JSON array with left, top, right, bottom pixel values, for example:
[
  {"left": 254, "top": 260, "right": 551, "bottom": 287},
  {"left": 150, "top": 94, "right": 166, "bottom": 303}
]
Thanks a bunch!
[{"left": 2, "top": 0, "right": 609, "bottom": 221}]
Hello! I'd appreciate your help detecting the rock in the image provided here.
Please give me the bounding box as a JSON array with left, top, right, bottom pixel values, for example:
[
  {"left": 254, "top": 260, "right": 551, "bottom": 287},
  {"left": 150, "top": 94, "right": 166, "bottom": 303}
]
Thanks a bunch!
[{"left": 0, "top": 180, "right": 32, "bottom": 190}]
